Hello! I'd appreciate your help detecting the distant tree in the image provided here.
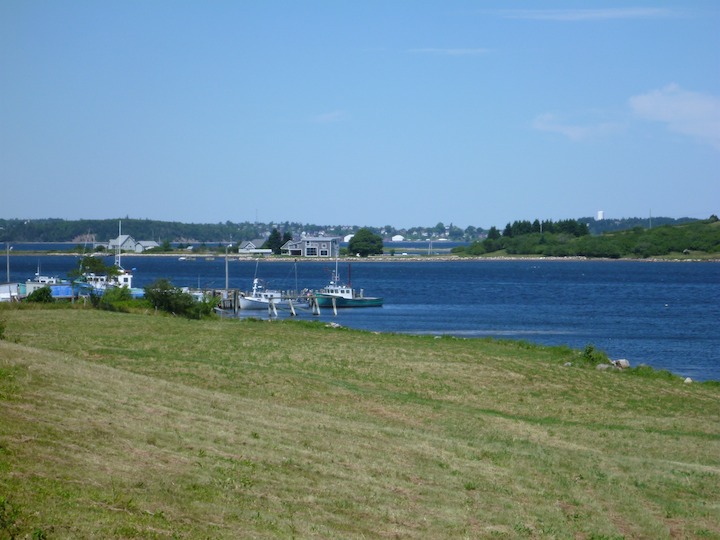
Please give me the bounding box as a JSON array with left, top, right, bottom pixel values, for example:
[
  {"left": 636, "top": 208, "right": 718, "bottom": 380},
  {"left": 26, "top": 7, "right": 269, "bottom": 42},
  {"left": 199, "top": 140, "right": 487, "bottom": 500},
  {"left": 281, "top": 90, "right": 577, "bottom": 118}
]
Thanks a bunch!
[
  {"left": 482, "top": 236, "right": 504, "bottom": 253},
  {"left": 447, "top": 224, "right": 464, "bottom": 240},
  {"left": 68, "top": 256, "right": 118, "bottom": 280},
  {"left": 511, "top": 220, "right": 533, "bottom": 236},
  {"left": 265, "top": 228, "right": 283, "bottom": 254},
  {"left": 487, "top": 226, "right": 501, "bottom": 240},
  {"left": 348, "top": 228, "right": 383, "bottom": 257},
  {"left": 282, "top": 231, "right": 293, "bottom": 245}
]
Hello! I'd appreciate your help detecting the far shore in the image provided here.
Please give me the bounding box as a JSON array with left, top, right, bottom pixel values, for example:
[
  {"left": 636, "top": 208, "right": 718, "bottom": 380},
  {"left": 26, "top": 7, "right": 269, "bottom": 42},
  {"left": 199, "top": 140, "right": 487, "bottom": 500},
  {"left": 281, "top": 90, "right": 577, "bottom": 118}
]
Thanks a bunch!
[{"left": 6, "top": 250, "right": 719, "bottom": 263}]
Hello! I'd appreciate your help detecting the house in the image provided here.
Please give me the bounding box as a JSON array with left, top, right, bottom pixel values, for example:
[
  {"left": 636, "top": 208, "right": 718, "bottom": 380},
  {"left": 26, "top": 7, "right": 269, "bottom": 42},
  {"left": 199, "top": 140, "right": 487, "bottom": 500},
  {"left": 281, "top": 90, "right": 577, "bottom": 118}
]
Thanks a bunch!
[
  {"left": 281, "top": 236, "right": 339, "bottom": 258},
  {"left": 238, "top": 239, "right": 272, "bottom": 255},
  {"left": 107, "top": 235, "right": 160, "bottom": 253},
  {"left": 108, "top": 234, "right": 137, "bottom": 252},
  {"left": 135, "top": 240, "right": 160, "bottom": 253}
]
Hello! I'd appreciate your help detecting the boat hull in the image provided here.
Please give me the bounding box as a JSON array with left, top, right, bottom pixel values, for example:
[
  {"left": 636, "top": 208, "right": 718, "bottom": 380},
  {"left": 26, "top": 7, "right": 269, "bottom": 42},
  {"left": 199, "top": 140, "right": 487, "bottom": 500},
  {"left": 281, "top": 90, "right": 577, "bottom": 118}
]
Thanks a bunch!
[
  {"left": 314, "top": 295, "right": 383, "bottom": 308},
  {"left": 239, "top": 297, "right": 287, "bottom": 310}
]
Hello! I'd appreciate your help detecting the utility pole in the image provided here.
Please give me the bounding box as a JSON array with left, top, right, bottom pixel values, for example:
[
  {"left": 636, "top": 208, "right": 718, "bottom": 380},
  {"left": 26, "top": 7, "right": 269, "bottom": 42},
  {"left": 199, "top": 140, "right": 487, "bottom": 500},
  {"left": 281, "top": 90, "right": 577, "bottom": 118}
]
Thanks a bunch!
[
  {"left": 225, "top": 244, "right": 232, "bottom": 290},
  {"left": 1, "top": 227, "right": 9, "bottom": 282},
  {"left": 5, "top": 243, "right": 10, "bottom": 283}
]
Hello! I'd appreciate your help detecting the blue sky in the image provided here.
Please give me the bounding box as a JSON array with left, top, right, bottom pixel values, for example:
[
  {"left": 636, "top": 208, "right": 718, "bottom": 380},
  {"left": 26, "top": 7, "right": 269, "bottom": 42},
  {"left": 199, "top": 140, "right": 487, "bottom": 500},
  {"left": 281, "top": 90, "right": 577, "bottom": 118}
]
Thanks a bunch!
[{"left": 1, "top": 1, "right": 718, "bottom": 230}]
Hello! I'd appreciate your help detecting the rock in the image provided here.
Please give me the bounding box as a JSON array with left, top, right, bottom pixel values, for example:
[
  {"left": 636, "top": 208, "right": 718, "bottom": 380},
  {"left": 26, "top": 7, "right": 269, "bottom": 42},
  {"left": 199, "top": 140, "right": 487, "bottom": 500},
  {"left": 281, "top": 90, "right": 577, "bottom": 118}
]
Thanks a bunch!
[
  {"left": 613, "top": 359, "right": 631, "bottom": 369},
  {"left": 684, "top": 377, "right": 692, "bottom": 384},
  {"left": 563, "top": 362, "right": 573, "bottom": 367},
  {"left": 596, "top": 363, "right": 612, "bottom": 371}
]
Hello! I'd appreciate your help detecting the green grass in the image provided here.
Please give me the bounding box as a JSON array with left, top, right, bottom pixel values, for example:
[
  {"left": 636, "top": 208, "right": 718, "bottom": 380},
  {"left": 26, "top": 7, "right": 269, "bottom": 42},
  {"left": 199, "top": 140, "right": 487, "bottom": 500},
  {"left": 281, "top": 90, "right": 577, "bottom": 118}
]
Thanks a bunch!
[{"left": 1, "top": 305, "right": 719, "bottom": 538}]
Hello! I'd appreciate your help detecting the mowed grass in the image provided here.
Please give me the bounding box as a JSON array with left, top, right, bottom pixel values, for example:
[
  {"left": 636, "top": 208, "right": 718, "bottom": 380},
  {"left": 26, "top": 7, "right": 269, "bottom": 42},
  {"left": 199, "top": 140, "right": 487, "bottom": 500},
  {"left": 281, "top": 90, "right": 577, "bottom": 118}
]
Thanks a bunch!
[{"left": 0, "top": 306, "right": 719, "bottom": 539}]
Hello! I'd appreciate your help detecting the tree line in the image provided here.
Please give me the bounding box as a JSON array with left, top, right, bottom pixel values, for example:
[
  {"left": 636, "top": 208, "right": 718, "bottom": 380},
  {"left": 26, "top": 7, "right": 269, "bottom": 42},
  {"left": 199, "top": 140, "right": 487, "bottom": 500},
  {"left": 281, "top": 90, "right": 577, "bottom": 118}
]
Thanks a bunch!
[
  {"left": 0, "top": 215, "right": 705, "bottom": 244},
  {"left": 453, "top": 216, "right": 720, "bottom": 258}
]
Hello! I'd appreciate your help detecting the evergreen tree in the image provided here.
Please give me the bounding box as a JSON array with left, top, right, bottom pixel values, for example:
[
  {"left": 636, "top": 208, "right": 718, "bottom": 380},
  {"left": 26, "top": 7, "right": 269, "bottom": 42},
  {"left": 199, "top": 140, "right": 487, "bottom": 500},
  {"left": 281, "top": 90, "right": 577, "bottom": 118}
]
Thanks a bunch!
[{"left": 265, "top": 228, "right": 283, "bottom": 254}]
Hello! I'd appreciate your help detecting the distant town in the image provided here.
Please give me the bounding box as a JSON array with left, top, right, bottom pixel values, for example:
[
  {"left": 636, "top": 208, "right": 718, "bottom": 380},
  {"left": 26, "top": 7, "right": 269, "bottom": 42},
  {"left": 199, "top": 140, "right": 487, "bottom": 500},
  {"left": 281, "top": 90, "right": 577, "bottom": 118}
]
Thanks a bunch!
[{"left": 0, "top": 215, "right": 701, "bottom": 246}]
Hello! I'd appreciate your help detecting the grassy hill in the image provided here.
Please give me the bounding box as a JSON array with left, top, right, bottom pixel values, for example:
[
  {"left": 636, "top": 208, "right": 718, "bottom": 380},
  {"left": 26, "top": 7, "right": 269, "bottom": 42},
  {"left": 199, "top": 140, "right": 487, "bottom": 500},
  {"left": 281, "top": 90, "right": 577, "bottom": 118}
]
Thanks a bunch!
[{"left": 1, "top": 307, "right": 719, "bottom": 538}]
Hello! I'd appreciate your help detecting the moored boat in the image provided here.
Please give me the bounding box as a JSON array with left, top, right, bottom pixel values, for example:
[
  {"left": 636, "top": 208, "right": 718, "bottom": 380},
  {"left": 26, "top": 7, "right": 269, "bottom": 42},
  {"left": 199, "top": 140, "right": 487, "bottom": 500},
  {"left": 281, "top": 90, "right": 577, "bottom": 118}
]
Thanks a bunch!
[
  {"left": 314, "top": 266, "right": 383, "bottom": 308},
  {"left": 239, "top": 278, "right": 286, "bottom": 310},
  {"left": 74, "top": 221, "right": 143, "bottom": 298}
]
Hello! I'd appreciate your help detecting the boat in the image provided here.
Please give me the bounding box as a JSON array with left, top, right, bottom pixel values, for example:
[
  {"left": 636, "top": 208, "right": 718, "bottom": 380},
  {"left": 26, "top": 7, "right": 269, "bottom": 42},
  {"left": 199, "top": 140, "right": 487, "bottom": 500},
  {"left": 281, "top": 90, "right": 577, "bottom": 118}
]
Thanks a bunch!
[
  {"left": 239, "top": 278, "right": 287, "bottom": 310},
  {"left": 314, "top": 263, "right": 383, "bottom": 308},
  {"left": 26, "top": 262, "right": 69, "bottom": 287},
  {"left": 75, "top": 221, "right": 142, "bottom": 298},
  {"left": 24, "top": 264, "right": 73, "bottom": 298},
  {"left": 78, "top": 270, "right": 133, "bottom": 291}
]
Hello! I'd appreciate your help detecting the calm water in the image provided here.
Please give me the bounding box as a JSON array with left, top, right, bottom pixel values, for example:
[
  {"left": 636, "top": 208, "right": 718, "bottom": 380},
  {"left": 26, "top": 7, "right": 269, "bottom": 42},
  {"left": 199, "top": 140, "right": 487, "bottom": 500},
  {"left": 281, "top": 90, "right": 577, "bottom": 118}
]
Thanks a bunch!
[{"left": 7, "top": 254, "right": 720, "bottom": 381}]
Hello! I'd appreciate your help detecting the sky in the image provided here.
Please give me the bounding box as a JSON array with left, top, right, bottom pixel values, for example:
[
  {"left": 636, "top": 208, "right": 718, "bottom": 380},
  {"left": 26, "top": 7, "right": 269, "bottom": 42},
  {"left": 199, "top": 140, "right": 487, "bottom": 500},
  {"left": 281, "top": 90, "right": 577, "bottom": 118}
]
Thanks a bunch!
[{"left": 1, "top": 1, "right": 718, "bottom": 230}]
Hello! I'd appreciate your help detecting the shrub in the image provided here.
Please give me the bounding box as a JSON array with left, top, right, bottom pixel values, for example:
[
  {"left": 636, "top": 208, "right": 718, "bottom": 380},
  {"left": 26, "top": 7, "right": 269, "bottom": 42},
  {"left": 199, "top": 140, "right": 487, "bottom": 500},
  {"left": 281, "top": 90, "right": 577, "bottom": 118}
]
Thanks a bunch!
[
  {"left": 95, "top": 286, "right": 134, "bottom": 312},
  {"left": 26, "top": 286, "right": 54, "bottom": 303},
  {"left": 144, "top": 278, "right": 214, "bottom": 319},
  {"left": 580, "top": 344, "right": 610, "bottom": 366}
]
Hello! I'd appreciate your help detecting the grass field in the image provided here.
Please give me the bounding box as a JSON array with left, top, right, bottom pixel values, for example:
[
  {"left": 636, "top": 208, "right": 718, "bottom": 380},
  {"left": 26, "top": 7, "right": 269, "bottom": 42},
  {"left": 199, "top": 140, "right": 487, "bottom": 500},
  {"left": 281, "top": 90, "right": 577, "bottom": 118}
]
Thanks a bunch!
[{"left": 1, "top": 305, "right": 719, "bottom": 538}]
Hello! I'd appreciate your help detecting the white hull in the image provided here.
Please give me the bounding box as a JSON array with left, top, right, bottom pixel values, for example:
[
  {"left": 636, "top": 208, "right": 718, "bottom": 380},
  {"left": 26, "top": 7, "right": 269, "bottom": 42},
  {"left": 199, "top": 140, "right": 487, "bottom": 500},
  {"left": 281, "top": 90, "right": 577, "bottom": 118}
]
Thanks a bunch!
[
  {"left": 239, "top": 278, "right": 286, "bottom": 310},
  {"left": 239, "top": 296, "right": 287, "bottom": 310}
]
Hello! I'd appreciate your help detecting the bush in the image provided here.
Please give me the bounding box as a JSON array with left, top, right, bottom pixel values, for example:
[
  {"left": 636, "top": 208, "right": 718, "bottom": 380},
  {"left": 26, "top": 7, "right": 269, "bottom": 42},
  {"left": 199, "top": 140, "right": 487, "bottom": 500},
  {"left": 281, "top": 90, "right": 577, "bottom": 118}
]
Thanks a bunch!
[
  {"left": 26, "top": 286, "right": 54, "bottom": 303},
  {"left": 94, "top": 286, "right": 134, "bottom": 312},
  {"left": 144, "top": 279, "right": 214, "bottom": 319},
  {"left": 580, "top": 344, "right": 610, "bottom": 366}
]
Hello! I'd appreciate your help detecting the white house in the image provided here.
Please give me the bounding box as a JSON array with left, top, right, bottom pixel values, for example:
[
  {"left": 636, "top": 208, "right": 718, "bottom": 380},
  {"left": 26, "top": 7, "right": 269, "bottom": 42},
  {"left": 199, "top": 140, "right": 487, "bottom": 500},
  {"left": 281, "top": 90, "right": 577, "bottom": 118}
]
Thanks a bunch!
[
  {"left": 107, "top": 235, "right": 160, "bottom": 253},
  {"left": 281, "top": 236, "right": 339, "bottom": 258},
  {"left": 238, "top": 239, "right": 272, "bottom": 255},
  {"left": 107, "top": 234, "right": 136, "bottom": 252},
  {"left": 135, "top": 240, "right": 160, "bottom": 253}
]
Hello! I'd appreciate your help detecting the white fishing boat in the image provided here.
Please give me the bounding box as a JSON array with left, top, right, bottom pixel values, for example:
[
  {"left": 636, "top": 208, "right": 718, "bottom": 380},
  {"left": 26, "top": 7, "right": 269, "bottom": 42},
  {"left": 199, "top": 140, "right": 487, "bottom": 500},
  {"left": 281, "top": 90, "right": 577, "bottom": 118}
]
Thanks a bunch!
[
  {"left": 24, "top": 263, "right": 72, "bottom": 297},
  {"left": 239, "top": 278, "right": 286, "bottom": 310}
]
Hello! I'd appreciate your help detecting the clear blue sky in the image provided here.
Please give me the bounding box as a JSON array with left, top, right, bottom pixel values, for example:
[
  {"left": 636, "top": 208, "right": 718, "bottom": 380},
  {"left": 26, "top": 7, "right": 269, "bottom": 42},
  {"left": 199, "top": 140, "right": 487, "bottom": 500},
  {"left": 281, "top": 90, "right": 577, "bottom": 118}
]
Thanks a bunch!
[{"left": 1, "top": 1, "right": 718, "bottom": 230}]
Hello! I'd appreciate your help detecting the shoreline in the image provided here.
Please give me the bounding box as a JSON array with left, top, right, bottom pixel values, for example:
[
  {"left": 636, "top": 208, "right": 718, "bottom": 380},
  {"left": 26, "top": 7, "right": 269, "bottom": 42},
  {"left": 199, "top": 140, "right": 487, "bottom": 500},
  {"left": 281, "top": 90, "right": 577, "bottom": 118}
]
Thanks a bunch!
[{"left": 8, "top": 251, "right": 719, "bottom": 263}]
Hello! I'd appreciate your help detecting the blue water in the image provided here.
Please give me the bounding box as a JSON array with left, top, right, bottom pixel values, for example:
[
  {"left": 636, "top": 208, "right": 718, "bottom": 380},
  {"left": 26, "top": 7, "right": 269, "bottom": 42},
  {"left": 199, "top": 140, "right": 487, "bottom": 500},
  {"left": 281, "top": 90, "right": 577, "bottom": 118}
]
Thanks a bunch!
[{"left": 6, "top": 254, "right": 720, "bottom": 381}]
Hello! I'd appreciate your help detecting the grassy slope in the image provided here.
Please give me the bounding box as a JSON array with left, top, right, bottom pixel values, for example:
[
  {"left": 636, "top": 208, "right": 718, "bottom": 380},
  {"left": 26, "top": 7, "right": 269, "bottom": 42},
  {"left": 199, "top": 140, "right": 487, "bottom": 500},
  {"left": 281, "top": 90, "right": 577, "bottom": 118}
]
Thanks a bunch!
[{"left": 1, "top": 307, "right": 719, "bottom": 539}]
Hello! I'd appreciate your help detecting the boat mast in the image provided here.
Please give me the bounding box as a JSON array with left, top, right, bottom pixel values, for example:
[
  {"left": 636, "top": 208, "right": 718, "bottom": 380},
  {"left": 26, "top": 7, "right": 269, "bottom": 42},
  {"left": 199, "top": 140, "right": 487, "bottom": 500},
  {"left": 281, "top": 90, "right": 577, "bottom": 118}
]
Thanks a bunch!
[
  {"left": 332, "top": 249, "right": 339, "bottom": 284},
  {"left": 115, "top": 220, "right": 123, "bottom": 270}
]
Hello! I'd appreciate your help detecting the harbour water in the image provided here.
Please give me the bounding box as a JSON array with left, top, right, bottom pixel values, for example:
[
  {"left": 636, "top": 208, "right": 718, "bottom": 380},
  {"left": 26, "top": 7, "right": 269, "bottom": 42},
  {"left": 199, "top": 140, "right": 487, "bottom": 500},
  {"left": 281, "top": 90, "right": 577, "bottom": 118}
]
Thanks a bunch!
[{"left": 5, "top": 253, "right": 720, "bottom": 381}]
